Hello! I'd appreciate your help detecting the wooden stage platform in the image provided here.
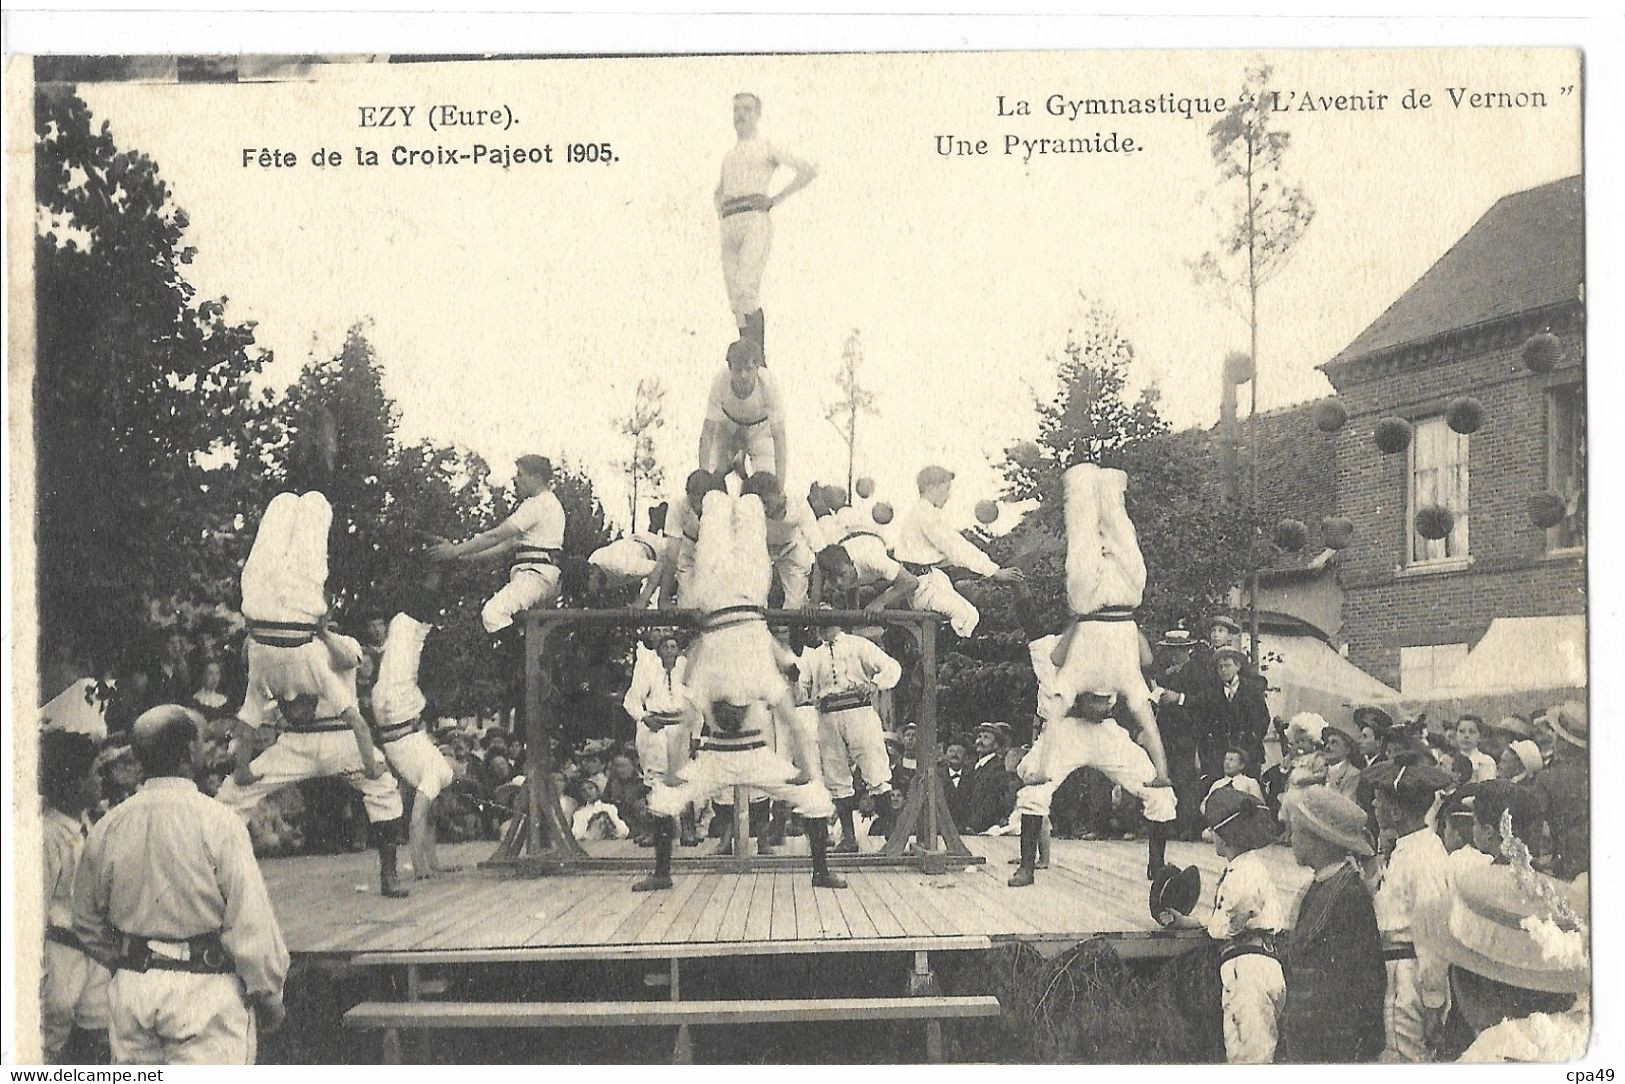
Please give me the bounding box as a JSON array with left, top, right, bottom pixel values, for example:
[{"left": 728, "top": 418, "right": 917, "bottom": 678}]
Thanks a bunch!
[{"left": 263, "top": 836, "right": 1313, "bottom": 962}]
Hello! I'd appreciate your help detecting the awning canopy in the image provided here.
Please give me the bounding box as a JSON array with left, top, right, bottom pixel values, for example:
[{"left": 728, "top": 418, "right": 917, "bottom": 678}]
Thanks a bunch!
[
  {"left": 1255, "top": 631, "right": 1402, "bottom": 726},
  {"left": 1439, "top": 615, "right": 1587, "bottom": 696}
]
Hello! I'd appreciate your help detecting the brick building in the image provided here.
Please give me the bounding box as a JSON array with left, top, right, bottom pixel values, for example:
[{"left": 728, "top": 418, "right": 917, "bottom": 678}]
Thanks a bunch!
[{"left": 1240, "top": 175, "right": 1585, "bottom": 698}]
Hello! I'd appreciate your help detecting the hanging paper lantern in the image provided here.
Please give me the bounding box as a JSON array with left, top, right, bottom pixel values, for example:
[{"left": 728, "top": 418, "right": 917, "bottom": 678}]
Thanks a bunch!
[
  {"left": 974, "top": 500, "right": 1000, "bottom": 525},
  {"left": 1446, "top": 396, "right": 1485, "bottom": 435},
  {"left": 1321, "top": 516, "right": 1354, "bottom": 550},
  {"left": 1521, "top": 332, "right": 1563, "bottom": 374},
  {"left": 1415, "top": 505, "right": 1455, "bottom": 541},
  {"left": 1274, "top": 518, "right": 1309, "bottom": 552},
  {"left": 1374, "top": 417, "right": 1413, "bottom": 454},
  {"left": 824, "top": 485, "right": 849, "bottom": 510},
  {"left": 1311, "top": 398, "right": 1348, "bottom": 433},
  {"left": 1527, "top": 491, "right": 1567, "bottom": 529},
  {"left": 1224, "top": 352, "right": 1255, "bottom": 385},
  {"left": 854, "top": 476, "right": 876, "bottom": 499},
  {"left": 872, "top": 502, "right": 894, "bottom": 525}
]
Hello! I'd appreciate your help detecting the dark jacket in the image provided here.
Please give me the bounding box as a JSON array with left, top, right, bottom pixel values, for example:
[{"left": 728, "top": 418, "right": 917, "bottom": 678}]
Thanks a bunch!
[
  {"left": 1535, "top": 755, "right": 1589, "bottom": 880},
  {"left": 1278, "top": 862, "right": 1388, "bottom": 1063},
  {"left": 964, "top": 753, "right": 1014, "bottom": 834}
]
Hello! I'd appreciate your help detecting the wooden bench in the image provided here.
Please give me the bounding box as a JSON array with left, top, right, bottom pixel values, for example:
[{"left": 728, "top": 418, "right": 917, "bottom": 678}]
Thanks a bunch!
[{"left": 344, "top": 995, "right": 1002, "bottom": 1063}]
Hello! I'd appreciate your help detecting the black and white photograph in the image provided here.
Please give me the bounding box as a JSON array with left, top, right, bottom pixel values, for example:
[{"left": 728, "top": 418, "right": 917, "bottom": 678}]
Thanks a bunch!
[{"left": 4, "top": 35, "right": 1602, "bottom": 1070}]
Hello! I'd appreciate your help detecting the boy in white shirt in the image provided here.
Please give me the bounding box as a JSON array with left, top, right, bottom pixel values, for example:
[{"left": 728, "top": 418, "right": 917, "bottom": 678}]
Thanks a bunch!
[
  {"left": 1203, "top": 748, "right": 1265, "bottom": 819},
  {"left": 1158, "top": 789, "right": 1287, "bottom": 1063},
  {"left": 892, "top": 465, "right": 1022, "bottom": 636}
]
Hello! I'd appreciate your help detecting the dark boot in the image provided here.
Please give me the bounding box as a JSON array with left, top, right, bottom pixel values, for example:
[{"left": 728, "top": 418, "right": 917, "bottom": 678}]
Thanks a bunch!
[
  {"left": 1008, "top": 814, "right": 1042, "bottom": 887},
  {"left": 712, "top": 804, "right": 737, "bottom": 855},
  {"left": 761, "top": 801, "right": 789, "bottom": 852},
  {"left": 378, "top": 845, "right": 410, "bottom": 898},
  {"left": 806, "top": 818, "right": 848, "bottom": 889},
  {"left": 679, "top": 807, "right": 701, "bottom": 847},
  {"left": 633, "top": 817, "right": 674, "bottom": 892},
  {"left": 371, "top": 817, "right": 410, "bottom": 898},
  {"left": 1147, "top": 822, "right": 1169, "bottom": 881},
  {"left": 873, "top": 790, "right": 899, "bottom": 839},
  {"left": 833, "top": 797, "right": 860, "bottom": 853}
]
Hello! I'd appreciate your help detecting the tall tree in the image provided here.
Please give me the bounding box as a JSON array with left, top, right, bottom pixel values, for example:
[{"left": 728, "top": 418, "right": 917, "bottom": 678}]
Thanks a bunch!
[
  {"left": 614, "top": 377, "right": 666, "bottom": 532},
  {"left": 824, "top": 330, "right": 878, "bottom": 494},
  {"left": 33, "top": 87, "right": 274, "bottom": 675},
  {"left": 1191, "top": 62, "right": 1315, "bottom": 665}
]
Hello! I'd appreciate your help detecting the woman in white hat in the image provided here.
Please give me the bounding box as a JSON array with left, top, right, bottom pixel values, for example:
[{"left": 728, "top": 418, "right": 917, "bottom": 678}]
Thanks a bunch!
[{"left": 1415, "top": 863, "right": 1588, "bottom": 1061}]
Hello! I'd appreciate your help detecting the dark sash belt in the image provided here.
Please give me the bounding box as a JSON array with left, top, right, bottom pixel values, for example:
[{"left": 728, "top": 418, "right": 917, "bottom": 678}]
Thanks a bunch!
[
  {"left": 818, "top": 690, "right": 873, "bottom": 713},
  {"left": 248, "top": 620, "right": 319, "bottom": 648},
  {"left": 1073, "top": 606, "right": 1139, "bottom": 624},
  {"left": 1382, "top": 943, "right": 1418, "bottom": 962},
  {"left": 116, "top": 932, "right": 235, "bottom": 976},
  {"left": 899, "top": 560, "right": 940, "bottom": 577},
  {"left": 721, "top": 194, "right": 769, "bottom": 217},
  {"left": 702, "top": 605, "right": 767, "bottom": 633},
  {"left": 289, "top": 715, "right": 352, "bottom": 735},
  {"left": 513, "top": 548, "right": 561, "bottom": 570},
  {"left": 46, "top": 925, "right": 84, "bottom": 951},
  {"left": 720, "top": 405, "right": 771, "bottom": 428},
  {"left": 375, "top": 718, "right": 422, "bottom": 744}
]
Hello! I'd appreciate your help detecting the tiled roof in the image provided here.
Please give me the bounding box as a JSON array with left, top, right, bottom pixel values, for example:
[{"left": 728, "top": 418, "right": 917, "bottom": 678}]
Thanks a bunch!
[{"left": 1327, "top": 175, "right": 1583, "bottom": 366}]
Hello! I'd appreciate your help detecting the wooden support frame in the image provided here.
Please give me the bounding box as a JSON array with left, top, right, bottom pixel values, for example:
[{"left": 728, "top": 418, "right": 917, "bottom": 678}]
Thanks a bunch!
[{"left": 481, "top": 608, "right": 983, "bottom": 875}]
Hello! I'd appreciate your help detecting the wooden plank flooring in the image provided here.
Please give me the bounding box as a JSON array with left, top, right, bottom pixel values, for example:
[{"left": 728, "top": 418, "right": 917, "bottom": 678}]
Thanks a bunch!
[{"left": 261, "top": 837, "right": 1314, "bottom": 958}]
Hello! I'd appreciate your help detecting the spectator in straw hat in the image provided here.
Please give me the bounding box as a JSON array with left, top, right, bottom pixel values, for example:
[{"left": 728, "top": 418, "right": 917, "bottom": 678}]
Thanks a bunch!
[
  {"left": 1363, "top": 753, "right": 1456, "bottom": 1061},
  {"left": 1415, "top": 864, "right": 1589, "bottom": 1062},
  {"left": 1534, "top": 702, "right": 1588, "bottom": 882},
  {"left": 1158, "top": 789, "right": 1286, "bottom": 1064},
  {"left": 1278, "top": 786, "right": 1386, "bottom": 1063}
]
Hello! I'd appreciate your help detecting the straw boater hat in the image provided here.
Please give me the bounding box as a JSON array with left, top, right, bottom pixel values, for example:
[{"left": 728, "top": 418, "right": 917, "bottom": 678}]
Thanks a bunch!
[
  {"left": 1213, "top": 646, "right": 1248, "bottom": 667},
  {"left": 1158, "top": 628, "right": 1199, "bottom": 650},
  {"left": 1207, "top": 614, "right": 1241, "bottom": 634},
  {"left": 1548, "top": 702, "right": 1587, "bottom": 750},
  {"left": 1493, "top": 715, "right": 1536, "bottom": 741},
  {"left": 1285, "top": 786, "right": 1374, "bottom": 857},
  {"left": 1149, "top": 864, "right": 1203, "bottom": 921},
  {"left": 1203, "top": 788, "right": 1279, "bottom": 852},
  {"left": 1414, "top": 864, "right": 1589, "bottom": 995},
  {"left": 974, "top": 721, "right": 1011, "bottom": 748}
]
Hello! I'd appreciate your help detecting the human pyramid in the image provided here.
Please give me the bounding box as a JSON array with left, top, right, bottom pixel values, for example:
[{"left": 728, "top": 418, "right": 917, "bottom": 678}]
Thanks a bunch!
[{"left": 221, "top": 90, "right": 1177, "bottom": 900}]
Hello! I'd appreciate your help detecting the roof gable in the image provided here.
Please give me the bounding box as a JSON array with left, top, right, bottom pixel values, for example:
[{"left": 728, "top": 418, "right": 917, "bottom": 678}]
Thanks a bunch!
[{"left": 1329, "top": 175, "right": 1582, "bottom": 366}]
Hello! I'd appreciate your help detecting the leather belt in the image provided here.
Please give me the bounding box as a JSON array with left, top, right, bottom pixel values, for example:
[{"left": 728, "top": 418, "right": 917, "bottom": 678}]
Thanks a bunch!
[
  {"left": 701, "top": 740, "right": 768, "bottom": 753},
  {"left": 1220, "top": 932, "right": 1280, "bottom": 966},
  {"left": 840, "top": 531, "right": 886, "bottom": 546},
  {"left": 899, "top": 560, "right": 939, "bottom": 577},
  {"left": 116, "top": 932, "right": 235, "bottom": 975},
  {"left": 721, "top": 194, "right": 769, "bottom": 217}
]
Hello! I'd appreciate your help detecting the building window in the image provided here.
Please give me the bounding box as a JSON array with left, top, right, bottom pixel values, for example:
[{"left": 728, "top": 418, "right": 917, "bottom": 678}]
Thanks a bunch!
[
  {"left": 1407, "top": 416, "right": 1469, "bottom": 564},
  {"left": 1400, "top": 643, "right": 1469, "bottom": 697},
  {"left": 1547, "top": 384, "right": 1586, "bottom": 551}
]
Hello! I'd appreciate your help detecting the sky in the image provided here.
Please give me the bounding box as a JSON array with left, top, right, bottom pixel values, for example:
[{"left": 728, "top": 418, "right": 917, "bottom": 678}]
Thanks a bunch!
[{"left": 77, "top": 48, "right": 1582, "bottom": 534}]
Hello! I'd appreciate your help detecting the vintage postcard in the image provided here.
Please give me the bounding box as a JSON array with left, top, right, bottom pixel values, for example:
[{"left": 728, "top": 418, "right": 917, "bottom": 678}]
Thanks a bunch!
[{"left": 6, "top": 44, "right": 1591, "bottom": 1069}]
